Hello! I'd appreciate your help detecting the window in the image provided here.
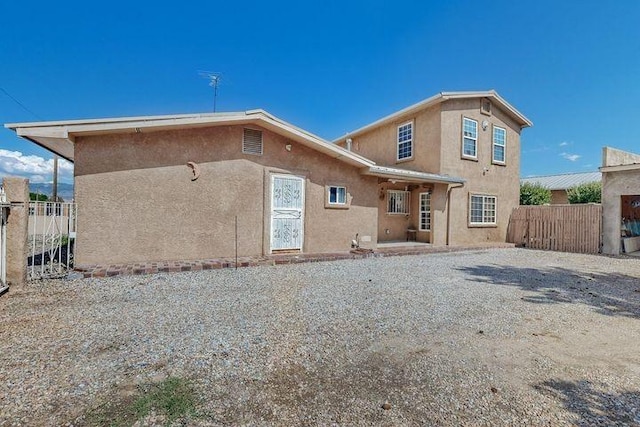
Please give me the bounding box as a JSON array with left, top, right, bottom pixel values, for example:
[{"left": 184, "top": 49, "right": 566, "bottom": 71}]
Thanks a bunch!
[
  {"left": 470, "top": 195, "right": 497, "bottom": 225},
  {"left": 420, "top": 192, "right": 431, "bottom": 231},
  {"left": 387, "top": 190, "right": 410, "bottom": 214},
  {"left": 328, "top": 186, "right": 347, "bottom": 205},
  {"left": 493, "top": 126, "right": 506, "bottom": 164},
  {"left": 462, "top": 117, "right": 477, "bottom": 159},
  {"left": 243, "top": 128, "right": 263, "bottom": 155},
  {"left": 397, "top": 121, "right": 413, "bottom": 160}
]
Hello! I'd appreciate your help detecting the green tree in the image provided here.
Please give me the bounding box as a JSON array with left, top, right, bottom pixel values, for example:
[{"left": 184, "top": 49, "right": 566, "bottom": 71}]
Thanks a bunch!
[
  {"left": 520, "top": 182, "right": 551, "bottom": 205},
  {"left": 567, "top": 181, "right": 601, "bottom": 204},
  {"left": 29, "top": 192, "right": 48, "bottom": 201}
]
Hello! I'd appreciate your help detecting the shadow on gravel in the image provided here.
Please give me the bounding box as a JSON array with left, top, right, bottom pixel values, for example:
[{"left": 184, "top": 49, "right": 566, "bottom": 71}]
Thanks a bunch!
[
  {"left": 535, "top": 379, "right": 640, "bottom": 426},
  {"left": 457, "top": 264, "right": 640, "bottom": 319}
]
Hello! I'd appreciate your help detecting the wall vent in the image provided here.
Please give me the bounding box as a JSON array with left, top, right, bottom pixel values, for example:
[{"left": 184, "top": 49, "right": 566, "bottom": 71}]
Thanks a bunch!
[
  {"left": 481, "top": 98, "right": 492, "bottom": 116},
  {"left": 243, "top": 128, "right": 263, "bottom": 155}
]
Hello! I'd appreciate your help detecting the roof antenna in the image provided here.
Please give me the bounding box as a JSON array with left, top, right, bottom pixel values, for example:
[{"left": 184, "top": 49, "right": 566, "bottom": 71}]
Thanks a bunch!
[{"left": 199, "top": 71, "right": 222, "bottom": 112}]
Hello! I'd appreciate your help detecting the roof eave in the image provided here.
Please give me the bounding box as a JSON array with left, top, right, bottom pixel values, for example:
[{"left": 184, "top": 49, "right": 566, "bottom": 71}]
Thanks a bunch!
[
  {"left": 333, "top": 90, "right": 532, "bottom": 143},
  {"left": 363, "top": 166, "right": 465, "bottom": 184},
  {"left": 7, "top": 110, "right": 375, "bottom": 168},
  {"left": 600, "top": 164, "right": 640, "bottom": 173}
]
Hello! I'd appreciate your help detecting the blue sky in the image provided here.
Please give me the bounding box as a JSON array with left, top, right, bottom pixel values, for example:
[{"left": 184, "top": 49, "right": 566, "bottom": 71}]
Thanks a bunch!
[{"left": 1, "top": 0, "right": 639, "bottom": 184}]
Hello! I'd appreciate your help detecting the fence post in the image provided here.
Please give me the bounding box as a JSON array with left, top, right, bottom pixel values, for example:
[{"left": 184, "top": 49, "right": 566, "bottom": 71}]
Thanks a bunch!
[{"left": 3, "top": 178, "right": 29, "bottom": 288}]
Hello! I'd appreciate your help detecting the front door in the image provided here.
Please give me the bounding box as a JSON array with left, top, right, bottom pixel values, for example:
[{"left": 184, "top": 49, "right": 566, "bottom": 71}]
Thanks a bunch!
[{"left": 270, "top": 174, "right": 305, "bottom": 251}]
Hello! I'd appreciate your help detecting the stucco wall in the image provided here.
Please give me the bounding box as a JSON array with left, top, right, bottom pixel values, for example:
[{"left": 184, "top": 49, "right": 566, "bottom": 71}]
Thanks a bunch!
[
  {"left": 603, "top": 146, "right": 640, "bottom": 167},
  {"left": 2, "top": 178, "right": 29, "bottom": 287},
  {"left": 338, "top": 104, "right": 442, "bottom": 173},
  {"left": 74, "top": 125, "right": 378, "bottom": 265},
  {"left": 440, "top": 98, "right": 522, "bottom": 245},
  {"left": 337, "top": 97, "right": 524, "bottom": 246},
  {"left": 376, "top": 182, "right": 435, "bottom": 243},
  {"left": 602, "top": 168, "right": 640, "bottom": 254},
  {"left": 551, "top": 190, "right": 569, "bottom": 205}
]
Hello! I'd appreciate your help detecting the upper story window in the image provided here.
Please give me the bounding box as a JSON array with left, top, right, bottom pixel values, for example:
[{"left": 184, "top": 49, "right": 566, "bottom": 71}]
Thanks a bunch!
[
  {"left": 492, "top": 126, "right": 506, "bottom": 164},
  {"left": 242, "top": 128, "right": 263, "bottom": 155},
  {"left": 470, "top": 194, "right": 497, "bottom": 225},
  {"left": 328, "top": 186, "right": 347, "bottom": 205},
  {"left": 462, "top": 117, "right": 478, "bottom": 159},
  {"left": 387, "top": 190, "right": 410, "bottom": 214},
  {"left": 397, "top": 121, "right": 413, "bottom": 161}
]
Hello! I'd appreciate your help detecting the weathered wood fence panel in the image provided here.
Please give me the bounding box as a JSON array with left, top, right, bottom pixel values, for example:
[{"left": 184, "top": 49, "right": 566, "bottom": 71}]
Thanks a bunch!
[{"left": 507, "top": 204, "right": 602, "bottom": 254}]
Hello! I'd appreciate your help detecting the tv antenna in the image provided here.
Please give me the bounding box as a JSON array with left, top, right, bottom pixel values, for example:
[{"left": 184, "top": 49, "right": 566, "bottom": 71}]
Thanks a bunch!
[{"left": 199, "top": 71, "right": 222, "bottom": 112}]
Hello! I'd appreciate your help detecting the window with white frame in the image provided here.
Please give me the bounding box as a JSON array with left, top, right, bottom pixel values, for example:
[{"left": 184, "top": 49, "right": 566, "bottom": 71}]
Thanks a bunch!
[
  {"left": 397, "top": 121, "right": 413, "bottom": 160},
  {"left": 493, "top": 126, "right": 506, "bottom": 164},
  {"left": 327, "top": 186, "right": 347, "bottom": 205},
  {"left": 242, "top": 128, "right": 263, "bottom": 155},
  {"left": 419, "top": 192, "right": 431, "bottom": 231},
  {"left": 470, "top": 195, "right": 497, "bottom": 225},
  {"left": 462, "top": 117, "right": 478, "bottom": 158},
  {"left": 387, "top": 190, "right": 410, "bottom": 214}
]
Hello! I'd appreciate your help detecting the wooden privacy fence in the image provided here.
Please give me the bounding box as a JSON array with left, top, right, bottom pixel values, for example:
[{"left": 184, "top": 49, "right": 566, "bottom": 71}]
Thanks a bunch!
[{"left": 507, "top": 204, "right": 602, "bottom": 254}]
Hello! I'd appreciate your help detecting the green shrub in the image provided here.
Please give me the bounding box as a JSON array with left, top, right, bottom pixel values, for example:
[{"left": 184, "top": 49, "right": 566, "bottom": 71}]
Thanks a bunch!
[
  {"left": 29, "top": 192, "right": 48, "bottom": 201},
  {"left": 520, "top": 182, "right": 551, "bottom": 205},
  {"left": 567, "top": 181, "right": 601, "bottom": 204}
]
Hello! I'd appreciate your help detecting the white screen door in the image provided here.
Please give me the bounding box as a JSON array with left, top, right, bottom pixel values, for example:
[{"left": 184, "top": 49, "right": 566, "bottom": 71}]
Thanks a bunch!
[{"left": 271, "top": 175, "right": 304, "bottom": 251}]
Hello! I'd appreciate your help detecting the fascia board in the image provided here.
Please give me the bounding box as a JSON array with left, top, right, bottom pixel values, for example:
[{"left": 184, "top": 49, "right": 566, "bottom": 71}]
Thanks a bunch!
[{"left": 363, "top": 165, "right": 465, "bottom": 184}]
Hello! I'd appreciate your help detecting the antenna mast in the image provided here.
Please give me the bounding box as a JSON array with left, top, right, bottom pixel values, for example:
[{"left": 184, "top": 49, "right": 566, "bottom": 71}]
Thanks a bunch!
[{"left": 199, "top": 71, "right": 222, "bottom": 112}]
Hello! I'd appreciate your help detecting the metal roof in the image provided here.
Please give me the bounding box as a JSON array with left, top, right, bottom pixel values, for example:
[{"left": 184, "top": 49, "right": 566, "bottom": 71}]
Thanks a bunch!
[{"left": 520, "top": 171, "right": 601, "bottom": 190}]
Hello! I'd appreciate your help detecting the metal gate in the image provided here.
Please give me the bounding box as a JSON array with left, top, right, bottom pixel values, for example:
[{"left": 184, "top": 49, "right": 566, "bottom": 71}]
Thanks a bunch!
[
  {"left": 28, "top": 201, "right": 77, "bottom": 280},
  {"left": 0, "top": 187, "right": 7, "bottom": 291}
]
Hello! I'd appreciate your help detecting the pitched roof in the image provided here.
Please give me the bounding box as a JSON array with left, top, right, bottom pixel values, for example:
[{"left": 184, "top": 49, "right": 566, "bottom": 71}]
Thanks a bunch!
[
  {"left": 5, "top": 110, "right": 464, "bottom": 185},
  {"left": 333, "top": 90, "right": 532, "bottom": 143},
  {"left": 520, "top": 171, "right": 601, "bottom": 190},
  {"left": 5, "top": 109, "right": 372, "bottom": 166}
]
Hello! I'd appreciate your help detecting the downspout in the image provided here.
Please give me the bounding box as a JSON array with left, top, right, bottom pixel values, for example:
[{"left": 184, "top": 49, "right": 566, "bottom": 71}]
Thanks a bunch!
[{"left": 446, "top": 182, "right": 465, "bottom": 246}]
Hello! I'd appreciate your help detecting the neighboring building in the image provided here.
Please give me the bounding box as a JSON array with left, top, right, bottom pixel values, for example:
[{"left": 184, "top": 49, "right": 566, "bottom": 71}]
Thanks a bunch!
[
  {"left": 520, "top": 171, "right": 601, "bottom": 204},
  {"left": 600, "top": 147, "right": 640, "bottom": 255},
  {"left": 335, "top": 91, "right": 532, "bottom": 246},
  {"left": 6, "top": 90, "right": 531, "bottom": 267}
]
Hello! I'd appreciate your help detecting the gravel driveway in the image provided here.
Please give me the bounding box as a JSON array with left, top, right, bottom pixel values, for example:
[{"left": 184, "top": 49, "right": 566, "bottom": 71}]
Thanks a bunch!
[{"left": 1, "top": 248, "right": 640, "bottom": 426}]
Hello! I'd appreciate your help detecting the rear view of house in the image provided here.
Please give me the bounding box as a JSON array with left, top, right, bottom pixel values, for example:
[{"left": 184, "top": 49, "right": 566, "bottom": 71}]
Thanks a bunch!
[
  {"left": 335, "top": 91, "right": 532, "bottom": 246},
  {"left": 6, "top": 90, "right": 531, "bottom": 268}
]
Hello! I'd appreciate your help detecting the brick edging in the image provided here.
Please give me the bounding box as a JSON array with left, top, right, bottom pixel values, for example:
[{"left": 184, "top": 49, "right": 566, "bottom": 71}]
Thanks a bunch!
[{"left": 74, "top": 243, "right": 515, "bottom": 279}]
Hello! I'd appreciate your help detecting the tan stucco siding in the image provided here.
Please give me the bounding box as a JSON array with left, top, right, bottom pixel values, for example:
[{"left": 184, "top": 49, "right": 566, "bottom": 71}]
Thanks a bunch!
[
  {"left": 339, "top": 105, "right": 442, "bottom": 173},
  {"left": 74, "top": 125, "right": 378, "bottom": 265},
  {"left": 603, "top": 146, "right": 640, "bottom": 167},
  {"left": 440, "top": 99, "right": 522, "bottom": 245},
  {"left": 602, "top": 169, "right": 640, "bottom": 254},
  {"left": 551, "top": 190, "right": 569, "bottom": 205},
  {"left": 338, "top": 97, "right": 523, "bottom": 246},
  {"left": 377, "top": 182, "right": 415, "bottom": 242},
  {"left": 75, "top": 160, "right": 265, "bottom": 264}
]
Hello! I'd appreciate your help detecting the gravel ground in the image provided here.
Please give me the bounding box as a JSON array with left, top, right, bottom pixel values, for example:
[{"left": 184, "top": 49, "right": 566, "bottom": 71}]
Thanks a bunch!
[{"left": 1, "top": 248, "right": 640, "bottom": 426}]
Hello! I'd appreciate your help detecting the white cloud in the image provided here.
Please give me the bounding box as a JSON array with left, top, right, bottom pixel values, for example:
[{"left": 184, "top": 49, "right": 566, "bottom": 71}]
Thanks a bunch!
[
  {"left": 0, "top": 149, "right": 73, "bottom": 183},
  {"left": 559, "top": 141, "right": 570, "bottom": 147},
  {"left": 560, "top": 152, "right": 581, "bottom": 162}
]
